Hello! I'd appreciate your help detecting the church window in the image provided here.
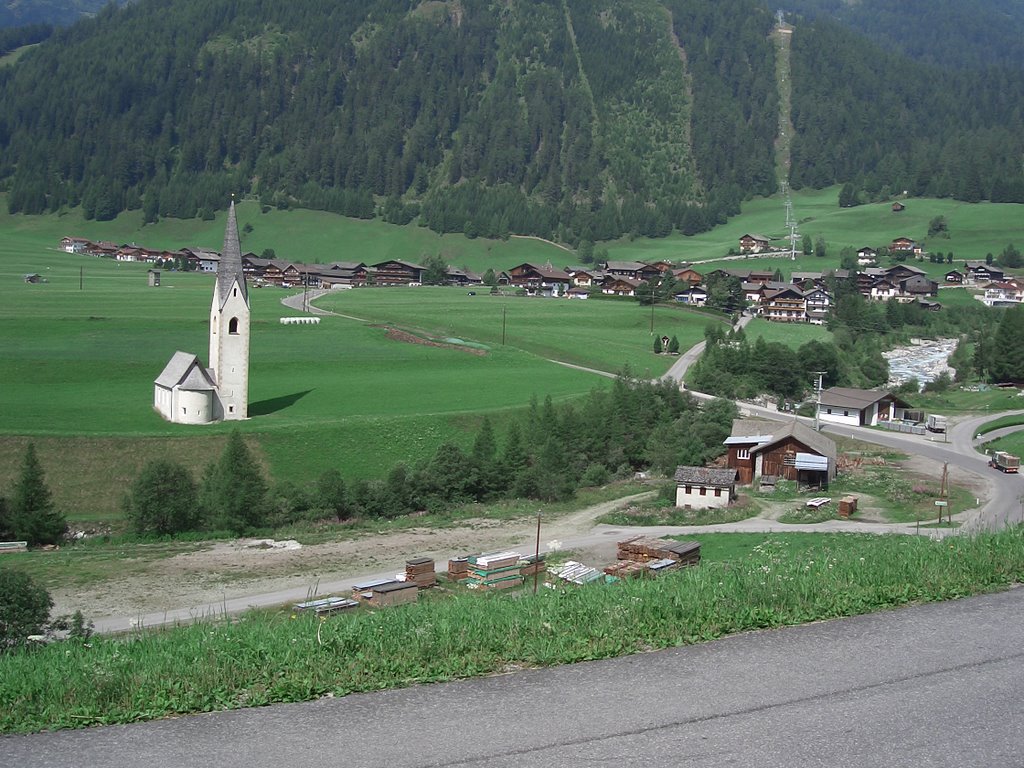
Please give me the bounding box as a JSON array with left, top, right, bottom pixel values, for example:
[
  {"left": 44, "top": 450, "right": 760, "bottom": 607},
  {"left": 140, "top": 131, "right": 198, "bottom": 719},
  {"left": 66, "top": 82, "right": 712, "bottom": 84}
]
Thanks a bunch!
[
  {"left": 228, "top": 405, "right": 235, "bottom": 414},
  {"left": 233, "top": 287, "right": 237, "bottom": 297},
  {"left": 229, "top": 317, "right": 239, "bottom": 334}
]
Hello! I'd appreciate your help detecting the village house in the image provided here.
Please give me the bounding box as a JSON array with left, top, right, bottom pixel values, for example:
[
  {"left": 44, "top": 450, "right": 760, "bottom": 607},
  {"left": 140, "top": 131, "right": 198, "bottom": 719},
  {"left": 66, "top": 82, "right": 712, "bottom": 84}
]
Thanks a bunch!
[
  {"left": 944, "top": 269, "right": 965, "bottom": 284},
  {"left": 817, "top": 387, "right": 912, "bottom": 427},
  {"left": 892, "top": 201, "right": 906, "bottom": 212},
  {"left": 978, "top": 280, "right": 1024, "bottom": 307},
  {"left": 673, "top": 285, "right": 708, "bottom": 306},
  {"left": 963, "top": 261, "right": 1005, "bottom": 284},
  {"left": 502, "top": 263, "right": 572, "bottom": 296},
  {"left": 370, "top": 259, "right": 425, "bottom": 286},
  {"left": 673, "top": 466, "right": 737, "bottom": 510},
  {"left": 673, "top": 267, "right": 703, "bottom": 286},
  {"left": 565, "top": 267, "right": 604, "bottom": 288},
  {"left": 898, "top": 274, "right": 939, "bottom": 300},
  {"left": 601, "top": 276, "right": 643, "bottom": 297},
  {"left": 724, "top": 418, "right": 837, "bottom": 487},
  {"left": 738, "top": 233, "right": 771, "bottom": 254},
  {"left": 803, "top": 287, "right": 832, "bottom": 324},
  {"left": 566, "top": 286, "right": 590, "bottom": 300},
  {"left": 790, "top": 271, "right": 825, "bottom": 289},
  {"left": 760, "top": 286, "right": 807, "bottom": 322},
  {"left": 60, "top": 237, "right": 92, "bottom": 253},
  {"left": 604, "top": 260, "right": 660, "bottom": 281},
  {"left": 856, "top": 247, "right": 878, "bottom": 266}
]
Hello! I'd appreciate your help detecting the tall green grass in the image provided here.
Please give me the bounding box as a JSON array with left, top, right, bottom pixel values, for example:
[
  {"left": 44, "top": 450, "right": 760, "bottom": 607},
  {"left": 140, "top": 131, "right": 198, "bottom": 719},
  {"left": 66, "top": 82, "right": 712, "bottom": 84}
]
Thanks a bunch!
[{"left": 3, "top": 529, "right": 1024, "bottom": 733}]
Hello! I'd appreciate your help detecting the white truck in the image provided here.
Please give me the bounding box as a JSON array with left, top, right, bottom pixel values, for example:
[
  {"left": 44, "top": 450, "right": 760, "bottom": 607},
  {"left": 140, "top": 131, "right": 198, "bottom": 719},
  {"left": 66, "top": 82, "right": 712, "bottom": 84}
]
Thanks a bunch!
[{"left": 926, "top": 414, "right": 948, "bottom": 433}]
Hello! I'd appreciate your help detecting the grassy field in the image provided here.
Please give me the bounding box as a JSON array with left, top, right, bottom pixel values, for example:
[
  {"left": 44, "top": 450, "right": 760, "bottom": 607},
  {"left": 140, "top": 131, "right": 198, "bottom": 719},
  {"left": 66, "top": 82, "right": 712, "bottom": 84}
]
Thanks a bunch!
[
  {"left": 742, "top": 317, "right": 831, "bottom": 348},
  {"left": 607, "top": 187, "right": 1024, "bottom": 280},
  {"left": 4, "top": 527, "right": 1024, "bottom": 733},
  {"left": 1, "top": 187, "right": 1019, "bottom": 519}
]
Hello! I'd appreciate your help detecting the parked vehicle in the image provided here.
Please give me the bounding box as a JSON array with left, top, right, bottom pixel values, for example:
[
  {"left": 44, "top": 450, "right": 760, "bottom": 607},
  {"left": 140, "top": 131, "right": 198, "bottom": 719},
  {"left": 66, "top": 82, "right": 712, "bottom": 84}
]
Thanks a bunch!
[
  {"left": 990, "top": 451, "right": 1020, "bottom": 473},
  {"left": 926, "top": 414, "right": 948, "bottom": 433}
]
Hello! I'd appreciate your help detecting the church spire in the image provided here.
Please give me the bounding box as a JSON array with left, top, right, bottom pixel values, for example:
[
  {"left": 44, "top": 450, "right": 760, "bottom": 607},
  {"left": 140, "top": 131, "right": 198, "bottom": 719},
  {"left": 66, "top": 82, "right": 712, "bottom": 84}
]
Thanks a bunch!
[{"left": 216, "top": 199, "right": 247, "bottom": 309}]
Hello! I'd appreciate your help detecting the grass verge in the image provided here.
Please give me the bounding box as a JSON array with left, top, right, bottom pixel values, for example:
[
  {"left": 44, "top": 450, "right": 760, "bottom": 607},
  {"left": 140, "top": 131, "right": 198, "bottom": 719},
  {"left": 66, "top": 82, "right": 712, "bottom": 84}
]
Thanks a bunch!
[{"left": 5, "top": 529, "right": 1024, "bottom": 733}]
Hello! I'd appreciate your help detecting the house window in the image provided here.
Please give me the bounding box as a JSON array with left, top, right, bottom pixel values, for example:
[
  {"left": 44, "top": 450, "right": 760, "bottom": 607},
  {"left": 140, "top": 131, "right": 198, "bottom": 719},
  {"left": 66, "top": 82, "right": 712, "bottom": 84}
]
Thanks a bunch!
[
  {"left": 737, "top": 448, "right": 750, "bottom": 460},
  {"left": 229, "top": 317, "right": 239, "bottom": 334},
  {"left": 843, "top": 410, "right": 850, "bottom": 417},
  {"left": 714, "top": 488, "right": 722, "bottom": 497},
  {"left": 685, "top": 485, "right": 692, "bottom": 494},
  {"left": 826, "top": 408, "right": 833, "bottom": 414},
  {"left": 699, "top": 487, "right": 707, "bottom": 496}
]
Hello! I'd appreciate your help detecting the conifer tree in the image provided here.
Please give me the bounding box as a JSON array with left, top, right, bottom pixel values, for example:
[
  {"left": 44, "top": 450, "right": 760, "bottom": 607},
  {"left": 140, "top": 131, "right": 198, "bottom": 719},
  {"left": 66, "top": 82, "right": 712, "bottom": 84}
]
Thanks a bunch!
[
  {"left": 200, "top": 431, "right": 268, "bottom": 533},
  {"left": 11, "top": 443, "right": 66, "bottom": 546},
  {"left": 124, "top": 460, "right": 200, "bottom": 535}
]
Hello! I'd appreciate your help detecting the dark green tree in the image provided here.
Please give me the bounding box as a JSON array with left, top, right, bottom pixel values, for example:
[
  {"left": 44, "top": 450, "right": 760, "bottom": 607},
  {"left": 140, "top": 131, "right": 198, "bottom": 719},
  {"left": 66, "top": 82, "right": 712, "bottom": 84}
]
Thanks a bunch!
[
  {"left": 482, "top": 268, "right": 498, "bottom": 287},
  {"left": 316, "top": 470, "right": 350, "bottom": 521},
  {"left": 668, "top": 335, "right": 680, "bottom": 354},
  {"left": 653, "top": 335, "right": 663, "bottom": 354},
  {"left": 10, "top": 443, "right": 66, "bottom": 546},
  {"left": 989, "top": 305, "right": 1024, "bottom": 383},
  {"left": 814, "top": 235, "right": 827, "bottom": 258},
  {"left": 200, "top": 431, "right": 268, "bottom": 533},
  {"left": 124, "top": 460, "right": 200, "bottom": 535},
  {"left": 0, "top": 569, "right": 53, "bottom": 651},
  {"left": 802, "top": 233, "right": 813, "bottom": 255},
  {"left": 421, "top": 254, "right": 449, "bottom": 285},
  {"left": 838, "top": 182, "right": 857, "bottom": 207}
]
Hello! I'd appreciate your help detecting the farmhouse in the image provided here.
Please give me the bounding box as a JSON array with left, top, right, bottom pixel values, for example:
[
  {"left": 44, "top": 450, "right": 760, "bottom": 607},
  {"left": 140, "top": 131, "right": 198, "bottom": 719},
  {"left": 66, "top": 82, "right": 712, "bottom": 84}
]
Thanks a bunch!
[
  {"left": 724, "top": 418, "right": 837, "bottom": 486},
  {"left": 370, "top": 259, "right": 425, "bottom": 286},
  {"left": 817, "top": 387, "right": 911, "bottom": 427},
  {"left": 673, "top": 466, "right": 737, "bottom": 509},
  {"left": 673, "top": 267, "right": 703, "bottom": 286},
  {"left": 944, "top": 269, "right": 965, "bottom": 284},
  {"left": 503, "top": 263, "right": 572, "bottom": 296},
  {"left": 154, "top": 201, "right": 250, "bottom": 424},
  {"left": 963, "top": 261, "right": 1005, "bottom": 284},
  {"left": 60, "top": 236, "right": 92, "bottom": 253},
  {"left": 760, "top": 286, "right": 806, "bottom": 322},
  {"left": 890, "top": 237, "right": 916, "bottom": 253},
  {"left": 604, "top": 261, "right": 660, "bottom": 281},
  {"left": 602, "top": 276, "right": 642, "bottom": 297},
  {"left": 892, "top": 201, "right": 906, "bottom": 212},
  {"left": 673, "top": 285, "right": 708, "bottom": 306},
  {"left": 738, "top": 233, "right": 771, "bottom": 254},
  {"left": 856, "top": 247, "right": 878, "bottom": 266}
]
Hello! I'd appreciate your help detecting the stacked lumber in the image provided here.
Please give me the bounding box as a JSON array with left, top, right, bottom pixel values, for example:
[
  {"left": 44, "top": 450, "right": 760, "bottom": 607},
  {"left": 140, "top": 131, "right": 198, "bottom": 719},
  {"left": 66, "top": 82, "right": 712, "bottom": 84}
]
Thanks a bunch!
[
  {"left": 292, "top": 596, "right": 359, "bottom": 616},
  {"left": 603, "top": 560, "right": 648, "bottom": 579},
  {"left": 447, "top": 557, "right": 470, "bottom": 582},
  {"left": 372, "top": 581, "right": 418, "bottom": 607},
  {"left": 518, "top": 553, "right": 547, "bottom": 577},
  {"left": 617, "top": 536, "right": 701, "bottom": 567},
  {"left": 405, "top": 557, "right": 437, "bottom": 589},
  {"left": 464, "top": 550, "right": 524, "bottom": 591},
  {"left": 352, "top": 578, "right": 397, "bottom": 602},
  {"left": 549, "top": 560, "right": 605, "bottom": 585}
]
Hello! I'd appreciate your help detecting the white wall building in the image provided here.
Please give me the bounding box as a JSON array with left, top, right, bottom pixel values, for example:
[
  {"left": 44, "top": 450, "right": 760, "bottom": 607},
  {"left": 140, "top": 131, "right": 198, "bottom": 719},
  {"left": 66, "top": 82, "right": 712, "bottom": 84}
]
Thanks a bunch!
[{"left": 154, "top": 201, "right": 250, "bottom": 424}]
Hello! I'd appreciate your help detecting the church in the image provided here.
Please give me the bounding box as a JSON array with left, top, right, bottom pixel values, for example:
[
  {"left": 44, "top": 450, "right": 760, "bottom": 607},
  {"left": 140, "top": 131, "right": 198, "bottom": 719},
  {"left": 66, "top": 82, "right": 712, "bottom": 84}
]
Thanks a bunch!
[{"left": 154, "top": 201, "right": 250, "bottom": 424}]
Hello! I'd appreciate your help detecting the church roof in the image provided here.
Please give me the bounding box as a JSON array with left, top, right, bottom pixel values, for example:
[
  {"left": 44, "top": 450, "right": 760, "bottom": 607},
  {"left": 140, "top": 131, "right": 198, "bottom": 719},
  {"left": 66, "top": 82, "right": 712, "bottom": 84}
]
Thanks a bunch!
[
  {"left": 216, "top": 201, "right": 248, "bottom": 310},
  {"left": 155, "top": 351, "right": 217, "bottom": 390}
]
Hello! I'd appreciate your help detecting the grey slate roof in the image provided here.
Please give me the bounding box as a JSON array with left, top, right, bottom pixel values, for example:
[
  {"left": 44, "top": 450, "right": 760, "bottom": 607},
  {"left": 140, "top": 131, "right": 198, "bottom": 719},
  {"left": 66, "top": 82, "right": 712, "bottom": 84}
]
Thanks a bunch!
[
  {"left": 674, "top": 466, "right": 737, "bottom": 486},
  {"left": 728, "top": 418, "right": 836, "bottom": 462},
  {"left": 819, "top": 387, "right": 910, "bottom": 411},
  {"left": 216, "top": 201, "right": 247, "bottom": 310},
  {"left": 154, "top": 351, "right": 216, "bottom": 390}
]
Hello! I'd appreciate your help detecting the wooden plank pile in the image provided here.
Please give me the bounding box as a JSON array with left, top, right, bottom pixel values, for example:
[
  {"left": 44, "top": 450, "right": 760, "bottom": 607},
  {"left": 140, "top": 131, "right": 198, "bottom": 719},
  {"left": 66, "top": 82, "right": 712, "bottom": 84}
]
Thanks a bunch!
[
  {"left": 447, "top": 556, "right": 470, "bottom": 583},
  {"left": 518, "top": 553, "right": 547, "bottom": 577},
  {"left": 617, "top": 536, "right": 701, "bottom": 567},
  {"left": 464, "top": 550, "right": 524, "bottom": 591},
  {"left": 371, "top": 581, "right": 418, "bottom": 607},
  {"left": 292, "top": 596, "right": 360, "bottom": 616},
  {"left": 405, "top": 557, "right": 437, "bottom": 589},
  {"left": 549, "top": 560, "right": 605, "bottom": 585},
  {"left": 603, "top": 560, "right": 648, "bottom": 579}
]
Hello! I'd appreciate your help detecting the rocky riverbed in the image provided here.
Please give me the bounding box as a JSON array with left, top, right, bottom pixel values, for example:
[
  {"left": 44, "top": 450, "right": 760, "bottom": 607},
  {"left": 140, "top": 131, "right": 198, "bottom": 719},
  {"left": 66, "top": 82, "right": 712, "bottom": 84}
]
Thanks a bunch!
[{"left": 884, "top": 338, "right": 957, "bottom": 390}]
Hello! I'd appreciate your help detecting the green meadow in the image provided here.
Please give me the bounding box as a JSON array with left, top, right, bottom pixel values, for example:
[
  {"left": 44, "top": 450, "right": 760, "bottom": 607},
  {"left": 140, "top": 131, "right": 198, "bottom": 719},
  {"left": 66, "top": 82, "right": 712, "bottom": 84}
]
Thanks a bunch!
[{"left": 1, "top": 187, "right": 1020, "bottom": 521}]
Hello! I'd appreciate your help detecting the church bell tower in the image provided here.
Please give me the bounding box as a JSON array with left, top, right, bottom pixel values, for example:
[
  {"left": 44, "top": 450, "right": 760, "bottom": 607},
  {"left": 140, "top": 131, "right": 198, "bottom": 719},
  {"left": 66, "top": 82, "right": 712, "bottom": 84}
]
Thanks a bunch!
[{"left": 209, "top": 200, "right": 250, "bottom": 420}]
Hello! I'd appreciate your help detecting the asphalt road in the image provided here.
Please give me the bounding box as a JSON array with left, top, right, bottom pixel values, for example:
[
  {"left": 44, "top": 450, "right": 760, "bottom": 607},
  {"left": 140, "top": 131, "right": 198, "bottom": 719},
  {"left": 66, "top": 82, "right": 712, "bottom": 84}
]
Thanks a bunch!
[{"left": 10, "top": 588, "right": 1024, "bottom": 767}]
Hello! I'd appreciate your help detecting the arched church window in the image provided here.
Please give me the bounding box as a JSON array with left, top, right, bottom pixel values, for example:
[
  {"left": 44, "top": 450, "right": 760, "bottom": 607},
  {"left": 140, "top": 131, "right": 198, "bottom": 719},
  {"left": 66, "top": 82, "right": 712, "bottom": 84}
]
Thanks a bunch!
[{"left": 229, "top": 317, "right": 239, "bottom": 334}]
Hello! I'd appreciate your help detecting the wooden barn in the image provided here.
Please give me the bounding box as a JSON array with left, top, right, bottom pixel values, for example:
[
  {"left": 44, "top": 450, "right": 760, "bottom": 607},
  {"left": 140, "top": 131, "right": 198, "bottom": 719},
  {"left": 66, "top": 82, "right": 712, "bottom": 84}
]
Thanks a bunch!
[{"left": 724, "top": 419, "right": 837, "bottom": 487}]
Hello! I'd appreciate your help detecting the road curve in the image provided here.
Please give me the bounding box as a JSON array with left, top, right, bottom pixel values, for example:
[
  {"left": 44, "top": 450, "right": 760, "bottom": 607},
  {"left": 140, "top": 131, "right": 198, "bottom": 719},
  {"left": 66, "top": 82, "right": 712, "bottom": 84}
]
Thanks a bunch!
[{"left": 11, "top": 588, "right": 1024, "bottom": 767}]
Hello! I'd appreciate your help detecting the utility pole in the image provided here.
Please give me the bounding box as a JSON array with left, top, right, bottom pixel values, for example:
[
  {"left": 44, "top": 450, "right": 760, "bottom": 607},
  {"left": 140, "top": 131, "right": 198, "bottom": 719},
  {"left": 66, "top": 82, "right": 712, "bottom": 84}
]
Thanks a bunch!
[
  {"left": 80, "top": 266, "right": 83, "bottom": 291},
  {"left": 533, "top": 512, "right": 542, "bottom": 595},
  {"left": 501, "top": 305, "right": 506, "bottom": 346},
  {"left": 650, "top": 297, "right": 655, "bottom": 335},
  {"left": 813, "top": 371, "right": 826, "bottom": 431},
  {"left": 937, "top": 462, "right": 949, "bottom": 525}
]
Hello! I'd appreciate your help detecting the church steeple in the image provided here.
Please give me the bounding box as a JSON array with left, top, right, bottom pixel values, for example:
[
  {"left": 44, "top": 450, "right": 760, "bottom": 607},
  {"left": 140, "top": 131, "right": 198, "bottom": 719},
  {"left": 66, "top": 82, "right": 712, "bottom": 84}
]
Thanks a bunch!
[
  {"left": 209, "top": 198, "right": 250, "bottom": 420},
  {"left": 216, "top": 199, "right": 248, "bottom": 309}
]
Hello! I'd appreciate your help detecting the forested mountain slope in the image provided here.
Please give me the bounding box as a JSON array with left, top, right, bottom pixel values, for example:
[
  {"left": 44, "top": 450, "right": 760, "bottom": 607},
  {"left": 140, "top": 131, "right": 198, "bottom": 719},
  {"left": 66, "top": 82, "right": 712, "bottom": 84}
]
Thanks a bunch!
[
  {"left": 0, "top": 0, "right": 114, "bottom": 29},
  {"left": 774, "top": 0, "right": 1024, "bottom": 70},
  {"left": 0, "top": 0, "right": 1021, "bottom": 242}
]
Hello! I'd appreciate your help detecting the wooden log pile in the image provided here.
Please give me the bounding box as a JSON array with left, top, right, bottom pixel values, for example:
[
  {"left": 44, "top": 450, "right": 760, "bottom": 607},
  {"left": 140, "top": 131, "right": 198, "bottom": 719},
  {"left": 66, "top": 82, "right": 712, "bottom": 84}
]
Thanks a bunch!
[
  {"left": 617, "top": 536, "right": 701, "bottom": 567},
  {"left": 447, "top": 557, "right": 470, "bottom": 582},
  {"left": 405, "top": 557, "right": 437, "bottom": 589},
  {"left": 465, "top": 550, "right": 524, "bottom": 591},
  {"left": 603, "top": 560, "right": 648, "bottom": 579}
]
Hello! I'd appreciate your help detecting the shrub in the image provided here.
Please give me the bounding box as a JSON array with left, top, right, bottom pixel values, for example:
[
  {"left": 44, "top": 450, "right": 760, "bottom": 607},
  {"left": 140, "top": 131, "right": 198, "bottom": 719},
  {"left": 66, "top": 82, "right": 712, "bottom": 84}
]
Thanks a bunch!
[{"left": 0, "top": 569, "right": 52, "bottom": 652}]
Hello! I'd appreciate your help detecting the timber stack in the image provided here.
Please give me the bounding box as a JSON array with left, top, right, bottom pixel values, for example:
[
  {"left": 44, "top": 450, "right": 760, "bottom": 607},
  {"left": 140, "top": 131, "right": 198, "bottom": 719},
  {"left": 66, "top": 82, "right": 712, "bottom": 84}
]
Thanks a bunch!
[
  {"left": 447, "top": 556, "right": 470, "bottom": 582},
  {"left": 617, "top": 536, "right": 701, "bottom": 567},
  {"left": 405, "top": 557, "right": 437, "bottom": 589},
  {"left": 465, "top": 550, "right": 524, "bottom": 591},
  {"left": 518, "top": 553, "right": 546, "bottom": 577}
]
